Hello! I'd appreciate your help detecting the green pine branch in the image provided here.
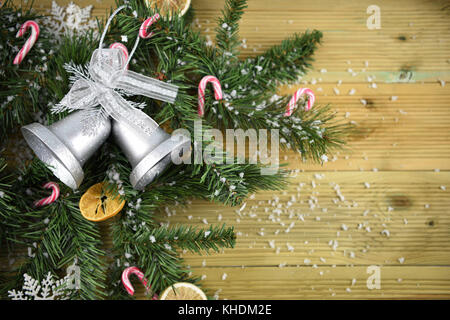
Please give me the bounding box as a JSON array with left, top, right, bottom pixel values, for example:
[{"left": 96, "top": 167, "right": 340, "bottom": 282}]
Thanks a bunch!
[
  {"left": 137, "top": 224, "right": 236, "bottom": 255},
  {"left": 1, "top": 159, "right": 108, "bottom": 300},
  {"left": 0, "top": 158, "right": 16, "bottom": 245},
  {"left": 253, "top": 30, "right": 324, "bottom": 87},
  {"left": 215, "top": 0, "right": 248, "bottom": 57},
  {"left": 0, "top": 0, "right": 57, "bottom": 138}
]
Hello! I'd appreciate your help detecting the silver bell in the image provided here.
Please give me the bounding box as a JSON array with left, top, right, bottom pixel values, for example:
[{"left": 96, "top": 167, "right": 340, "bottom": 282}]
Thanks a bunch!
[
  {"left": 21, "top": 110, "right": 111, "bottom": 189},
  {"left": 112, "top": 117, "right": 191, "bottom": 190}
]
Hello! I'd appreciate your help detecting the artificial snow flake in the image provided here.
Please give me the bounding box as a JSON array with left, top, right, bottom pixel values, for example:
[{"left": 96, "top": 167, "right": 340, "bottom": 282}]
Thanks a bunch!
[
  {"left": 8, "top": 272, "right": 73, "bottom": 300},
  {"left": 44, "top": 1, "right": 97, "bottom": 40}
]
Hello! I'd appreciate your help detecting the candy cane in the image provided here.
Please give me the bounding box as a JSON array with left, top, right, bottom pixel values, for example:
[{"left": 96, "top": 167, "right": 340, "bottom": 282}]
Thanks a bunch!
[
  {"left": 109, "top": 42, "right": 129, "bottom": 69},
  {"left": 33, "top": 182, "right": 60, "bottom": 207},
  {"left": 139, "top": 14, "right": 160, "bottom": 39},
  {"left": 13, "top": 20, "right": 40, "bottom": 65},
  {"left": 284, "top": 88, "right": 315, "bottom": 117},
  {"left": 121, "top": 267, "right": 158, "bottom": 299},
  {"left": 198, "top": 75, "right": 223, "bottom": 117}
]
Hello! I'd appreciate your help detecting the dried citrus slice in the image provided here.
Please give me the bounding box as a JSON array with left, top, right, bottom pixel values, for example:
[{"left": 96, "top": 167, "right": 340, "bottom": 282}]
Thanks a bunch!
[
  {"left": 160, "top": 282, "right": 207, "bottom": 300},
  {"left": 145, "top": 0, "right": 191, "bottom": 17},
  {"left": 79, "top": 182, "right": 125, "bottom": 222}
]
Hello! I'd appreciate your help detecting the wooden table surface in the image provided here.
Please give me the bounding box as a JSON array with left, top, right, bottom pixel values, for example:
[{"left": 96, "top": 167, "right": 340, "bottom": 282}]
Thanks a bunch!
[{"left": 12, "top": 0, "right": 450, "bottom": 299}]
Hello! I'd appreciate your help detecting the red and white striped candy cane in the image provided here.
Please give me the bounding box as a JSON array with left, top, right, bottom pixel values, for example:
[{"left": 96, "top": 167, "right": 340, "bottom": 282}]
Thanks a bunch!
[
  {"left": 198, "top": 75, "right": 223, "bottom": 117},
  {"left": 121, "top": 267, "right": 158, "bottom": 299},
  {"left": 139, "top": 14, "right": 160, "bottom": 39},
  {"left": 33, "top": 182, "right": 60, "bottom": 207},
  {"left": 284, "top": 88, "right": 315, "bottom": 117},
  {"left": 109, "top": 42, "right": 129, "bottom": 69},
  {"left": 13, "top": 20, "right": 40, "bottom": 65}
]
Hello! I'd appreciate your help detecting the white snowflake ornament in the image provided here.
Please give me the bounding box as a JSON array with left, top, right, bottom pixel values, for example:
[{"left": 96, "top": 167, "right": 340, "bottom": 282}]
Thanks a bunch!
[
  {"left": 44, "top": 1, "right": 97, "bottom": 39},
  {"left": 8, "top": 272, "right": 72, "bottom": 300}
]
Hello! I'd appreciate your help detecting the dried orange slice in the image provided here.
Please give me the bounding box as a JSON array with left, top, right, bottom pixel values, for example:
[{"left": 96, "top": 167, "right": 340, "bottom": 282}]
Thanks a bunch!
[
  {"left": 79, "top": 182, "right": 125, "bottom": 222},
  {"left": 160, "top": 282, "right": 207, "bottom": 300},
  {"left": 144, "top": 0, "right": 191, "bottom": 17}
]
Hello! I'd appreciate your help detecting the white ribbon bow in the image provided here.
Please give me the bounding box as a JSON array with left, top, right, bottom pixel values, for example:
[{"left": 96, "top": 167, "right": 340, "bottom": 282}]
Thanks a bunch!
[{"left": 57, "top": 48, "right": 178, "bottom": 136}]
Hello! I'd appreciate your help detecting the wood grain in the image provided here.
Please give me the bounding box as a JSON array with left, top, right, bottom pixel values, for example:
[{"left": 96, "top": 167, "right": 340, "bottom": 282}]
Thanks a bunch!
[{"left": 7, "top": 0, "right": 450, "bottom": 299}]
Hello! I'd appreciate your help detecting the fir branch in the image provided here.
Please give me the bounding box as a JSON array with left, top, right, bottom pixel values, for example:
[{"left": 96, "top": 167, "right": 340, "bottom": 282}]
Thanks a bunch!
[
  {"left": 254, "top": 30, "right": 323, "bottom": 87},
  {"left": 59, "top": 209, "right": 106, "bottom": 300},
  {"left": 136, "top": 224, "right": 236, "bottom": 255},
  {"left": 4, "top": 158, "right": 108, "bottom": 300},
  {"left": 0, "top": 158, "right": 20, "bottom": 295},
  {"left": 108, "top": 216, "right": 195, "bottom": 297},
  {"left": 215, "top": 0, "right": 248, "bottom": 57},
  {"left": 0, "top": 0, "right": 58, "bottom": 137},
  {"left": 43, "top": 32, "right": 99, "bottom": 115}
]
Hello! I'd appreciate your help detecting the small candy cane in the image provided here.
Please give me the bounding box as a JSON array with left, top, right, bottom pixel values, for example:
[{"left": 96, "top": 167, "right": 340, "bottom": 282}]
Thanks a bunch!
[
  {"left": 284, "top": 88, "right": 315, "bottom": 117},
  {"left": 109, "top": 42, "right": 129, "bottom": 69},
  {"left": 13, "top": 20, "right": 40, "bottom": 65},
  {"left": 33, "top": 182, "right": 60, "bottom": 207},
  {"left": 121, "top": 267, "right": 158, "bottom": 299},
  {"left": 198, "top": 75, "right": 223, "bottom": 117},
  {"left": 139, "top": 14, "right": 160, "bottom": 39}
]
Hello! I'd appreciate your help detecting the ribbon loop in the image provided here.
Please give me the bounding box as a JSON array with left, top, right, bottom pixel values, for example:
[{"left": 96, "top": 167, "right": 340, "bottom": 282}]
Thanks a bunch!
[
  {"left": 114, "top": 70, "right": 178, "bottom": 104},
  {"left": 66, "top": 79, "right": 98, "bottom": 110},
  {"left": 89, "top": 49, "right": 125, "bottom": 87}
]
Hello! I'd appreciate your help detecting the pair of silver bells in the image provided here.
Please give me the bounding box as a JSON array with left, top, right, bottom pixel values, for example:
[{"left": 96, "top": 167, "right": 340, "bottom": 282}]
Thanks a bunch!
[{"left": 21, "top": 111, "right": 191, "bottom": 190}]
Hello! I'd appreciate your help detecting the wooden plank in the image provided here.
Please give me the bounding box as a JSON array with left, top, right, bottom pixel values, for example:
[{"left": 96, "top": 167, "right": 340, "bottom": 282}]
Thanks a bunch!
[
  {"left": 170, "top": 266, "right": 450, "bottom": 299},
  {"left": 143, "top": 172, "right": 450, "bottom": 268},
  {"left": 193, "top": 0, "right": 450, "bottom": 82},
  {"left": 19, "top": 0, "right": 450, "bottom": 81},
  {"left": 281, "top": 83, "right": 450, "bottom": 171}
]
